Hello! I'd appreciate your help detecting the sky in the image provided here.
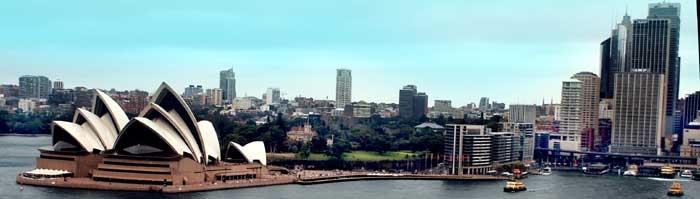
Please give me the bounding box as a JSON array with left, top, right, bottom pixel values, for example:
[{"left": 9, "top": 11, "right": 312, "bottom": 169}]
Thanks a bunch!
[{"left": 0, "top": 0, "right": 698, "bottom": 107}]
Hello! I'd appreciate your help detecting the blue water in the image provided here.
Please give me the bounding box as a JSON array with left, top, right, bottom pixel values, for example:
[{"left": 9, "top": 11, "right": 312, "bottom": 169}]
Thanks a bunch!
[{"left": 1, "top": 136, "right": 697, "bottom": 199}]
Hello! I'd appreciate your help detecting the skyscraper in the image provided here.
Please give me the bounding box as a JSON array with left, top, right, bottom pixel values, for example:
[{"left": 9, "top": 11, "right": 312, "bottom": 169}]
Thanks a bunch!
[
  {"left": 610, "top": 72, "right": 665, "bottom": 155},
  {"left": 599, "top": 13, "right": 632, "bottom": 99},
  {"left": 19, "top": 75, "right": 51, "bottom": 99},
  {"left": 399, "top": 85, "right": 417, "bottom": 119},
  {"left": 508, "top": 104, "right": 537, "bottom": 124},
  {"left": 335, "top": 69, "right": 352, "bottom": 109},
  {"left": 648, "top": 3, "right": 681, "bottom": 132},
  {"left": 559, "top": 80, "right": 582, "bottom": 137},
  {"left": 413, "top": 92, "right": 428, "bottom": 119},
  {"left": 572, "top": 72, "right": 600, "bottom": 152},
  {"left": 219, "top": 68, "right": 236, "bottom": 103},
  {"left": 478, "top": 97, "right": 490, "bottom": 110},
  {"left": 625, "top": 18, "right": 674, "bottom": 136}
]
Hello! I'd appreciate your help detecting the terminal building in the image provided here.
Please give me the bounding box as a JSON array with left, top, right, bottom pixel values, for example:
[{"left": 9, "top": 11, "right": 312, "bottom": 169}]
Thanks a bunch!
[
  {"left": 22, "top": 83, "right": 274, "bottom": 188},
  {"left": 444, "top": 124, "right": 532, "bottom": 175}
]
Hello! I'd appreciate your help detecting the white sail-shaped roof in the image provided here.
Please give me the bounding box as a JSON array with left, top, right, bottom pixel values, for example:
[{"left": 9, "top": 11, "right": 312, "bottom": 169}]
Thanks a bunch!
[
  {"left": 226, "top": 141, "right": 267, "bottom": 165},
  {"left": 198, "top": 120, "right": 220, "bottom": 161},
  {"left": 114, "top": 117, "right": 192, "bottom": 157},
  {"left": 139, "top": 102, "right": 203, "bottom": 163},
  {"left": 150, "top": 82, "right": 207, "bottom": 163},
  {"left": 52, "top": 121, "right": 105, "bottom": 152},
  {"left": 93, "top": 90, "right": 129, "bottom": 132},
  {"left": 73, "top": 108, "right": 118, "bottom": 150}
]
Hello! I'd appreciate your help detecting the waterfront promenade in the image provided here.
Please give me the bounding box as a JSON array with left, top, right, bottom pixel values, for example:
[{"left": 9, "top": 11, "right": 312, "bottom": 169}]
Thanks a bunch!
[{"left": 17, "top": 170, "right": 507, "bottom": 193}]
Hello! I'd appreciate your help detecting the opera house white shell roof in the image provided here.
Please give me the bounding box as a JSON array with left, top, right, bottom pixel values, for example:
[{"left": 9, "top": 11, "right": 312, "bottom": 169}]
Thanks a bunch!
[
  {"left": 50, "top": 82, "right": 225, "bottom": 165},
  {"left": 225, "top": 141, "right": 267, "bottom": 166}
]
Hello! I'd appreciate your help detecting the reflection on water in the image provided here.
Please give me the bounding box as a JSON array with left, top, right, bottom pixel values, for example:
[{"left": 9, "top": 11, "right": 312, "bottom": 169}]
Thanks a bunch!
[{"left": 2, "top": 136, "right": 699, "bottom": 199}]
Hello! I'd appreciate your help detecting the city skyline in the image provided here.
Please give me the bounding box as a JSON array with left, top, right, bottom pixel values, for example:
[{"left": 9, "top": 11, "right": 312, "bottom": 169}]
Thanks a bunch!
[{"left": 1, "top": 1, "right": 698, "bottom": 107}]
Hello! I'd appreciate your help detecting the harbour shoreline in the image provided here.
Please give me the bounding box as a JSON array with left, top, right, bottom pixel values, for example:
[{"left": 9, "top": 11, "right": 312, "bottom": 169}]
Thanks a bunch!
[{"left": 17, "top": 172, "right": 507, "bottom": 193}]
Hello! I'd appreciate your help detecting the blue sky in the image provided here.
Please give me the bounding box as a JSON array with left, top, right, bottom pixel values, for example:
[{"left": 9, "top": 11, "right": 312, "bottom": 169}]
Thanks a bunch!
[{"left": 1, "top": 0, "right": 698, "bottom": 106}]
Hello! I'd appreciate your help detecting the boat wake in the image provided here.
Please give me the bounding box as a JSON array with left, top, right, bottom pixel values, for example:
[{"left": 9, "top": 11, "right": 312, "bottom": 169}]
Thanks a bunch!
[{"left": 645, "top": 177, "right": 691, "bottom": 182}]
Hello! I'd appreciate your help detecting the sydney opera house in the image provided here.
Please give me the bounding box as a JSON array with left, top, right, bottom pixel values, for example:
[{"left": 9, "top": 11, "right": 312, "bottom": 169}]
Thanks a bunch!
[{"left": 17, "top": 83, "right": 292, "bottom": 192}]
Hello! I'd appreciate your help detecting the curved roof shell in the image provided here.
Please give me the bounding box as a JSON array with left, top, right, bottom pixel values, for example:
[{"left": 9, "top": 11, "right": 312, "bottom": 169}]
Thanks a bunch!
[
  {"left": 139, "top": 102, "right": 203, "bottom": 163},
  {"left": 198, "top": 120, "right": 220, "bottom": 162},
  {"left": 93, "top": 90, "right": 129, "bottom": 132},
  {"left": 52, "top": 121, "right": 105, "bottom": 152},
  {"left": 113, "top": 117, "right": 193, "bottom": 157},
  {"left": 225, "top": 141, "right": 267, "bottom": 165},
  {"left": 73, "top": 108, "right": 118, "bottom": 150},
  {"left": 150, "top": 83, "right": 207, "bottom": 163}
]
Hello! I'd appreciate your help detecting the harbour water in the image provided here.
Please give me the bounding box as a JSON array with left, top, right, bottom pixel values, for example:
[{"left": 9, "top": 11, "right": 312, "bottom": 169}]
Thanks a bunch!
[{"left": 2, "top": 136, "right": 699, "bottom": 199}]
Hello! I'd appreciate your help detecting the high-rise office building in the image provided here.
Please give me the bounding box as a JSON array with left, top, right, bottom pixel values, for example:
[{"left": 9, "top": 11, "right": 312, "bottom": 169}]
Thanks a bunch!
[
  {"left": 219, "top": 68, "right": 236, "bottom": 103},
  {"left": 508, "top": 104, "right": 537, "bottom": 124},
  {"left": 413, "top": 92, "right": 428, "bottom": 119},
  {"left": 681, "top": 91, "right": 700, "bottom": 130},
  {"left": 19, "top": 75, "right": 51, "bottom": 99},
  {"left": 599, "top": 13, "right": 632, "bottom": 99},
  {"left": 479, "top": 97, "right": 490, "bottom": 110},
  {"left": 559, "top": 80, "right": 582, "bottom": 137},
  {"left": 625, "top": 18, "right": 675, "bottom": 136},
  {"left": 572, "top": 72, "right": 600, "bottom": 151},
  {"left": 335, "top": 69, "right": 352, "bottom": 109},
  {"left": 648, "top": 3, "right": 681, "bottom": 133},
  {"left": 610, "top": 73, "right": 665, "bottom": 155},
  {"left": 399, "top": 85, "right": 417, "bottom": 119},
  {"left": 53, "top": 80, "right": 64, "bottom": 90}
]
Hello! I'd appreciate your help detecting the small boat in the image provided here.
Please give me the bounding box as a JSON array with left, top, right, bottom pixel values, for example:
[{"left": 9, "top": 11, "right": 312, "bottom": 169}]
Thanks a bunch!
[
  {"left": 583, "top": 163, "right": 609, "bottom": 175},
  {"left": 660, "top": 165, "right": 675, "bottom": 179},
  {"left": 681, "top": 170, "right": 693, "bottom": 178},
  {"left": 541, "top": 167, "right": 552, "bottom": 176},
  {"left": 667, "top": 182, "right": 683, "bottom": 197},
  {"left": 503, "top": 180, "right": 526, "bottom": 192},
  {"left": 623, "top": 165, "right": 638, "bottom": 176}
]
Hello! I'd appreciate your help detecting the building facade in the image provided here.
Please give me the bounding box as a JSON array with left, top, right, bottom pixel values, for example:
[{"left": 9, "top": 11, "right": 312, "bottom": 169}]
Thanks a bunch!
[
  {"left": 508, "top": 104, "right": 537, "bottom": 124},
  {"left": 206, "top": 88, "right": 223, "bottom": 106},
  {"left": 609, "top": 73, "right": 665, "bottom": 155},
  {"left": 572, "top": 72, "right": 600, "bottom": 151},
  {"left": 559, "top": 80, "right": 582, "bottom": 137},
  {"left": 219, "top": 68, "right": 236, "bottom": 103},
  {"left": 19, "top": 75, "right": 51, "bottom": 99},
  {"left": 444, "top": 124, "right": 491, "bottom": 175},
  {"left": 335, "top": 69, "right": 352, "bottom": 110}
]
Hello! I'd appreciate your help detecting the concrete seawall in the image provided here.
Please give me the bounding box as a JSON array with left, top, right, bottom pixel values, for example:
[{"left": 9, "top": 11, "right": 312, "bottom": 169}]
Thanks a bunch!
[{"left": 18, "top": 173, "right": 506, "bottom": 193}]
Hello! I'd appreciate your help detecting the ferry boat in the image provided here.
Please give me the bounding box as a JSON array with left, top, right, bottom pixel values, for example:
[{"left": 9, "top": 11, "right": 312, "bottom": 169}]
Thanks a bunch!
[
  {"left": 503, "top": 180, "right": 526, "bottom": 192},
  {"left": 681, "top": 170, "right": 693, "bottom": 178},
  {"left": 623, "top": 165, "right": 638, "bottom": 176},
  {"left": 660, "top": 166, "right": 675, "bottom": 179},
  {"left": 583, "top": 163, "right": 609, "bottom": 175},
  {"left": 667, "top": 182, "right": 684, "bottom": 197},
  {"left": 541, "top": 167, "right": 552, "bottom": 176}
]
